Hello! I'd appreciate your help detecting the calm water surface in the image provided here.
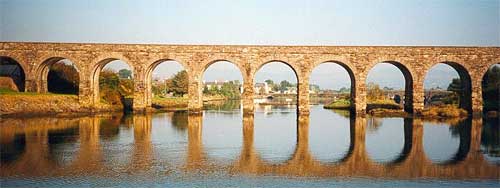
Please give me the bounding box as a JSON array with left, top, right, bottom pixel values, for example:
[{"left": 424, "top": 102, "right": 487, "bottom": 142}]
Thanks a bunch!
[{"left": 1, "top": 101, "right": 499, "bottom": 187}]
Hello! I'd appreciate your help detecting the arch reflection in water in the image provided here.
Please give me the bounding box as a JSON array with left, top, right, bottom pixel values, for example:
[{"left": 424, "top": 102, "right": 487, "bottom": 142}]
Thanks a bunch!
[
  {"left": 365, "top": 117, "right": 407, "bottom": 163},
  {"left": 309, "top": 105, "right": 352, "bottom": 163},
  {"left": 0, "top": 107, "right": 499, "bottom": 182},
  {"left": 254, "top": 104, "right": 297, "bottom": 163},
  {"left": 481, "top": 117, "right": 500, "bottom": 164},
  {"left": 202, "top": 100, "right": 243, "bottom": 164},
  {"left": 423, "top": 118, "right": 472, "bottom": 164}
]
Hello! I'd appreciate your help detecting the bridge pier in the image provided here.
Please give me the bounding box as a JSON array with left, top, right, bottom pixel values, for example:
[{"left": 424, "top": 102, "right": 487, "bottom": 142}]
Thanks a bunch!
[
  {"left": 187, "top": 71, "right": 203, "bottom": 114},
  {"left": 297, "top": 77, "right": 310, "bottom": 116},
  {"left": 412, "top": 78, "right": 425, "bottom": 115},
  {"left": 242, "top": 79, "right": 255, "bottom": 115},
  {"left": 132, "top": 80, "right": 148, "bottom": 113}
]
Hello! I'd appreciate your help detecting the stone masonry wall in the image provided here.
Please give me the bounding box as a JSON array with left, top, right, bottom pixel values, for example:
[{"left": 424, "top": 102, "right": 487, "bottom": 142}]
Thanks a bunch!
[{"left": 1, "top": 42, "right": 499, "bottom": 115}]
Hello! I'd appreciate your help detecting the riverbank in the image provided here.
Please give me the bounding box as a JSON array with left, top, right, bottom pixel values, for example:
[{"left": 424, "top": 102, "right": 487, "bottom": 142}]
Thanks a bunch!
[
  {"left": 0, "top": 89, "right": 124, "bottom": 117},
  {"left": 0, "top": 93, "right": 85, "bottom": 117},
  {"left": 152, "top": 97, "right": 188, "bottom": 111}
]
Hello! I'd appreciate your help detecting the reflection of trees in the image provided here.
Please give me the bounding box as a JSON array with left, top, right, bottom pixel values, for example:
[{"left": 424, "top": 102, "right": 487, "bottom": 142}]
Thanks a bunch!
[
  {"left": 99, "top": 114, "right": 128, "bottom": 140},
  {"left": 0, "top": 134, "right": 25, "bottom": 164},
  {"left": 448, "top": 118, "right": 470, "bottom": 138},
  {"left": 481, "top": 117, "right": 499, "bottom": 157},
  {"left": 367, "top": 117, "right": 382, "bottom": 133},
  {"left": 171, "top": 111, "right": 188, "bottom": 131},
  {"left": 203, "top": 100, "right": 241, "bottom": 111},
  {"left": 48, "top": 126, "right": 79, "bottom": 163}
]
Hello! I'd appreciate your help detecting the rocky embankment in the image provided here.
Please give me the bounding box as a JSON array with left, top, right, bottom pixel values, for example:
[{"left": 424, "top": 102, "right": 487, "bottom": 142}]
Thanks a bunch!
[{"left": 0, "top": 94, "right": 95, "bottom": 117}]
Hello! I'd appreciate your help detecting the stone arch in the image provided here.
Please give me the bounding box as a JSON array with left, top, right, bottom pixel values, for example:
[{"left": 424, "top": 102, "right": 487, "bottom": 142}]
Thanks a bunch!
[
  {"left": 424, "top": 61, "right": 473, "bottom": 113},
  {"left": 0, "top": 56, "right": 26, "bottom": 92},
  {"left": 365, "top": 60, "right": 415, "bottom": 113},
  {"left": 254, "top": 59, "right": 302, "bottom": 81},
  {"left": 200, "top": 57, "right": 246, "bottom": 82},
  {"left": 199, "top": 58, "right": 245, "bottom": 102},
  {"left": 35, "top": 57, "right": 80, "bottom": 94},
  {"left": 310, "top": 59, "right": 358, "bottom": 109},
  {"left": 90, "top": 57, "right": 134, "bottom": 105},
  {"left": 144, "top": 58, "right": 188, "bottom": 107}
]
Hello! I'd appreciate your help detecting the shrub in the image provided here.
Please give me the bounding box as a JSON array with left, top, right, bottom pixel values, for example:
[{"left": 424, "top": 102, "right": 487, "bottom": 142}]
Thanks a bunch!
[
  {"left": 422, "top": 105, "right": 468, "bottom": 118},
  {"left": 324, "top": 99, "right": 351, "bottom": 109}
]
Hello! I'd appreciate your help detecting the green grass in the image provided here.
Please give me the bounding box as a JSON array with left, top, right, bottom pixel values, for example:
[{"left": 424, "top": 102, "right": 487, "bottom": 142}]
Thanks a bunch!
[
  {"left": 152, "top": 96, "right": 188, "bottom": 109},
  {"left": 366, "top": 99, "right": 402, "bottom": 111},
  {"left": 324, "top": 99, "right": 351, "bottom": 110}
]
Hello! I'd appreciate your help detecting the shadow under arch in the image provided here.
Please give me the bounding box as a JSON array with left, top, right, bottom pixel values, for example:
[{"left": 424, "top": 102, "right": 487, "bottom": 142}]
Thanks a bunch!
[
  {"left": 367, "top": 61, "right": 414, "bottom": 113},
  {"left": 0, "top": 56, "right": 26, "bottom": 92},
  {"left": 425, "top": 61, "right": 473, "bottom": 113},
  {"left": 144, "top": 59, "right": 187, "bottom": 107},
  {"left": 90, "top": 58, "right": 134, "bottom": 105},
  {"left": 310, "top": 61, "right": 357, "bottom": 111},
  {"left": 481, "top": 63, "right": 500, "bottom": 113},
  {"left": 36, "top": 57, "right": 80, "bottom": 94}
]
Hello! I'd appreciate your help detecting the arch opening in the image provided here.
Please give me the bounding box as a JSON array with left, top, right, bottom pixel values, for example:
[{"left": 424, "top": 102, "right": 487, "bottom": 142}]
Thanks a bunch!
[
  {"left": 93, "top": 59, "right": 134, "bottom": 111},
  {"left": 0, "top": 56, "right": 25, "bottom": 92},
  {"left": 147, "top": 60, "right": 187, "bottom": 109},
  {"left": 366, "top": 62, "right": 413, "bottom": 113},
  {"left": 201, "top": 60, "right": 243, "bottom": 111},
  {"left": 253, "top": 61, "right": 299, "bottom": 164},
  {"left": 310, "top": 61, "right": 355, "bottom": 112},
  {"left": 200, "top": 60, "right": 244, "bottom": 162},
  {"left": 38, "top": 58, "right": 80, "bottom": 95},
  {"left": 254, "top": 61, "right": 299, "bottom": 112},
  {"left": 424, "top": 62, "right": 472, "bottom": 113}
]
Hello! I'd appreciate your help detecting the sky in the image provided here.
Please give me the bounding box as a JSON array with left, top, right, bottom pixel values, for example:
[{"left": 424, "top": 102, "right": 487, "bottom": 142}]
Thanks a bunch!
[{"left": 1, "top": 0, "right": 499, "bottom": 90}]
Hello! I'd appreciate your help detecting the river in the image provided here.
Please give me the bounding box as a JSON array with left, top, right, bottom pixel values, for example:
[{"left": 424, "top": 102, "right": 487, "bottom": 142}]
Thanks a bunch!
[{"left": 1, "top": 101, "right": 499, "bottom": 187}]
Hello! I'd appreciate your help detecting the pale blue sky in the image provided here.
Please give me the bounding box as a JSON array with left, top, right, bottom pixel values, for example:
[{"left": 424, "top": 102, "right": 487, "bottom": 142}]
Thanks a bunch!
[{"left": 2, "top": 0, "right": 499, "bottom": 89}]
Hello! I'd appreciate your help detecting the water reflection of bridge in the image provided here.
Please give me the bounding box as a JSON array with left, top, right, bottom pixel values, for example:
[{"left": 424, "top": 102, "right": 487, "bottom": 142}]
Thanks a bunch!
[{"left": 0, "top": 114, "right": 498, "bottom": 179}]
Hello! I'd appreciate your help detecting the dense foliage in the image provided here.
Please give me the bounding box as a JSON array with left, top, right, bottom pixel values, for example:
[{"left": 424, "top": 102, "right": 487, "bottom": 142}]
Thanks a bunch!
[
  {"left": 99, "top": 69, "right": 134, "bottom": 105},
  {"left": 482, "top": 65, "right": 500, "bottom": 111},
  {"left": 152, "top": 70, "right": 188, "bottom": 97},
  {"left": 203, "top": 80, "right": 241, "bottom": 98},
  {"left": 47, "top": 62, "right": 79, "bottom": 94}
]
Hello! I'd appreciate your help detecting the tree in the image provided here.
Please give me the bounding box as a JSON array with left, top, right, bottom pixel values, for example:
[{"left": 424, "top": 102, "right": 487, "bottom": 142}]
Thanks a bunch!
[
  {"left": 170, "top": 70, "right": 188, "bottom": 96},
  {"left": 118, "top": 69, "right": 132, "bottom": 79},
  {"left": 265, "top": 79, "right": 274, "bottom": 85},
  {"left": 279, "top": 80, "right": 293, "bottom": 92},
  {"left": 447, "top": 78, "right": 462, "bottom": 105},
  {"left": 482, "top": 65, "right": 500, "bottom": 111},
  {"left": 47, "top": 62, "right": 79, "bottom": 94},
  {"left": 203, "top": 85, "right": 209, "bottom": 94},
  {"left": 366, "top": 82, "right": 385, "bottom": 101},
  {"left": 100, "top": 69, "right": 120, "bottom": 90},
  {"left": 447, "top": 78, "right": 462, "bottom": 93}
]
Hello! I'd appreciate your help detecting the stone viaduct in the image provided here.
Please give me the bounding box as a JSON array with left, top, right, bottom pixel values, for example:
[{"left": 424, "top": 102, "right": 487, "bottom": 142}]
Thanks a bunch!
[{"left": 1, "top": 42, "right": 499, "bottom": 115}]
